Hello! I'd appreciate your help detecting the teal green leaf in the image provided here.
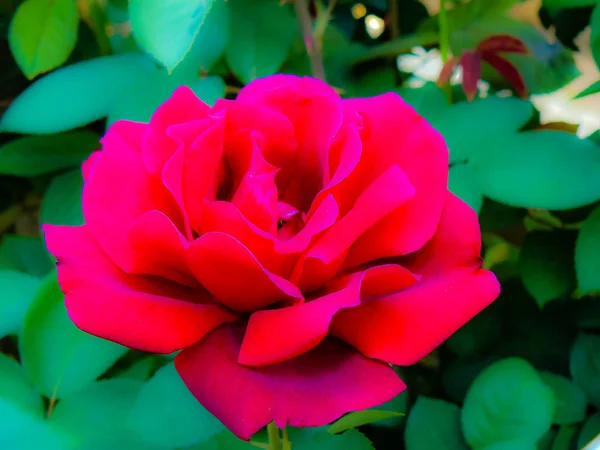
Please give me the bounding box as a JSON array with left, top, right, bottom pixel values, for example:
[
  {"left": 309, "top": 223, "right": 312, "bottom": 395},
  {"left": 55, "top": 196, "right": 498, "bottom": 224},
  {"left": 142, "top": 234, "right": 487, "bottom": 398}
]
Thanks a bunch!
[
  {"left": 8, "top": 0, "right": 79, "bottom": 79},
  {"left": 575, "top": 205, "right": 600, "bottom": 295},
  {"left": 0, "top": 235, "right": 53, "bottom": 277},
  {"left": 446, "top": 301, "right": 503, "bottom": 357},
  {"left": 539, "top": 372, "right": 586, "bottom": 425},
  {"left": 0, "top": 270, "right": 41, "bottom": 338},
  {"left": 398, "top": 82, "right": 450, "bottom": 122},
  {"left": 191, "top": 76, "right": 226, "bottom": 107},
  {"left": 518, "top": 231, "right": 575, "bottom": 308},
  {"left": 578, "top": 413, "right": 600, "bottom": 450},
  {"left": 225, "top": 0, "right": 296, "bottom": 84},
  {"left": 468, "top": 131, "right": 600, "bottom": 210},
  {"left": 328, "top": 410, "right": 404, "bottom": 434},
  {"left": 448, "top": 164, "right": 483, "bottom": 214},
  {"left": 574, "top": 80, "right": 600, "bottom": 99},
  {"left": 0, "top": 54, "right": 153, "bottom": 134},
  {"left": 481, "top": 440, "right": 536, "bottom": 450},
  {"left": 130, "top": 0, "right": 214, "bottom": 71},
  {"left": 288, "top": 427, "right": 374, "bottom": 450},
  {"left": 114, "top": 357, "right": 157, "bottom": 382},
  {"left": 189, "top": 430, "right": 257, "bottom": 450},
  {"left": 0, "top": 132, "right": 98, "bottom": 176},
  {"left": 462, "top": 358, "right": 554, "bottom": 448},
  {"left": 430, "top": 97, "right": 533, "bottom": 164},
  {"left": 49, "top": 379, "right": 158, "bottom": 450},
  {"left": 570, "top": 333, "right": 600, "bottom": 408},
  {"left": 0, "top": 354, "right": 44, "bottom": 415},
  {"left": 128, "top": 362, "right": 224, "bottom": 448},
  {"left": 40, "top": 168, "right": 84, "bottom": 227},
  {"left": 20, "top": 271, "right": 127, "bottom": 398},
  {"left": 405, "top": 396, "right": 468, "bottom": 450}
]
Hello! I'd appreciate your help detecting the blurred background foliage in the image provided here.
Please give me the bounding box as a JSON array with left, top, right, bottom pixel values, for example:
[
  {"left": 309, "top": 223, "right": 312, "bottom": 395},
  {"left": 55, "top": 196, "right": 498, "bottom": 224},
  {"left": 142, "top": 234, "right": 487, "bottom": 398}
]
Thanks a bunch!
[{"left": 1, "top": 0, "right": 600, "bottom": 449}]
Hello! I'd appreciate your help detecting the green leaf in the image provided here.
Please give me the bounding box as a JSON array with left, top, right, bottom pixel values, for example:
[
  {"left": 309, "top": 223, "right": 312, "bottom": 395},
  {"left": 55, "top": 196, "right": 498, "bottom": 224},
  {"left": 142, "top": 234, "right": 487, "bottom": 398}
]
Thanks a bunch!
[
  {"left": 578, "top": 413, "right": 600, "bottom": 450},
  {"left": 225, "top": 0, "right": 296, "bottom": 84},
  {"left": 468, "top": 131, "right": 600, "bottom": 210},
  {"left": 446, "top": 301, "right": 503, "bottom": 357},
  {"left": 430, "top": 97, "right": 533, "bottom": 164},
  {"left": 570, "top": 333, "right": 600, "bottom": 408},
  {"left": 19, "top": 271, "right": 127, "bottom": 398},
  {"left": 448, "top": 164, "right": 483, "bottom": 214},
  {"left": 0, "top": 354, "right": 44, "bottom": 415},
  {"left": 288, "top": 427, "right": 374, "bottom": 450},
  {"left": 8, "top": 0, "right": 79, "bottom": 79},
  {"left": 543, "top": 0, "right": 598, "bottom": 7},
  {"left": 49, "top": 379, "right": 156, "bottom": 450},
  {"left": 190, "top": 430, "right": 257, "bottom": 450},
  {"left": 0, "top": 270, "right": 41, "bottom": 338},
  {"left": 191, "top": 76, "right": 226, "bottom": 107},
  {"left": 462, "top": 358, "right": 554, "bottom": 449},
  {"left": 114, "top": 357, "right": 157, "bottom": 382},
  {"left": 128, "top": 362, "right": 224, "bottom": 448},
  {"left": 371, "top": 390, "right": 408, "bottom": 428},
  {"left": 328, "top": 410, "right": 404, "bottom": 434},
  {"left": 130, "top": 0, "right": 214, "bottom": 71},
  {"left": 398, "top": 82, "right": 450, "bottom": 122},
  {"left": 405, "top": 396, "right": 468, "bottom": 450},
  {"left": 480, "top": 440, "right": 536, "bottom": 450},
  {"left": 574, "top": 80, "right": 600, "bottom": 99},
  {"left": 539, "top": 372, "right": 586, "bottom": 425},
  {"left": 575, "top": 205, "right": 600, "bottom": 295},
  {"left": 0, "top": 54, "right": 153, "bottom": 134},
  {"left": 0, "top": 132, "right": 98, "bottom": 176},
  {"left": 518, "top": 231, "right": 575, "bottom": 308},
  {"left": 0, "top": 235, "right": 53, "bottom": 277},
  {"left": 40, "top": 168, "right": 84, "bottom": 226},
  {"left": 591, "top": 3, "right": 600, "bottom": 72}
]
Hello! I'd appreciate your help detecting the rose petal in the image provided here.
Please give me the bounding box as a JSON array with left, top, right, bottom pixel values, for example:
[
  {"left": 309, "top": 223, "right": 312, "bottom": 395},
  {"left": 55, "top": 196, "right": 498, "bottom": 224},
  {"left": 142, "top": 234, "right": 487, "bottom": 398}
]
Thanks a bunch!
[
  {"left": 175, "top": 324, "right": 405, "bottom": 440},
  {"left": 186, "top": 232, "right": 303, "bottom": 312},
  {"left": 44, "top": 225, "right": 237, "bottom": 353},
  {"left": 239, "top": 265, "right": 418, "bottom": 366},
  {"left": 143, "top": 86, "right": 209, "bottom": 174},
  {"left": 341, "top": 93, "right": 448, "bottom": 266}
]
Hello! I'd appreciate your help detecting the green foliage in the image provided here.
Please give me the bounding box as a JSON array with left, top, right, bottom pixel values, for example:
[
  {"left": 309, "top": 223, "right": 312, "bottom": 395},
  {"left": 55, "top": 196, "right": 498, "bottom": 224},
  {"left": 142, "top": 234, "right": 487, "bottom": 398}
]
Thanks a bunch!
[
  {"left": 570, "top": 333, "right": 600, "bottom": 408},
  {"left": 461, "top": 358, "right": 554, "bottom": 449},
  {"left": 40, "top": 168, "right": 84, "bottom": 226},
  {"left": 578, "top": 414, "right": 600, "bottom": 449},
  {"left": 575, "top": 205, "right": 600, "bottom": 295},
  {"left": 0, "top": 270, "right": 40, "bottom": 338},
  {"left": 539, "top": 372, "right": 587, "bottom": 425},
  {"left": 405, "top": 396, "right": 468, "bottom": 450},
  {"left": 287, "top": 427, "right": 375, "bottom": 450},
  {"left": 0, "top": 235, "right": 53, "bottom": 277},
  {"left": 329, "top": 410, "right": 404, "bottom": 434}
]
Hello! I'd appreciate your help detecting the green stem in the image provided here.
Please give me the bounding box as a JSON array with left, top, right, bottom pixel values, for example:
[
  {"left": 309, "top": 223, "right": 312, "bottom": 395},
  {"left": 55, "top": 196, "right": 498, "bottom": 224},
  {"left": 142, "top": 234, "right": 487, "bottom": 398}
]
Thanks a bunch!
[
  {"left": 267, "top": 422, "right": 282, "bottom": 450},
  {"left": 282, "top": 425, "right": 292, "bottom": 450},
  {"left": 438, "top": 0, "right": 450, "bottom": 63}
]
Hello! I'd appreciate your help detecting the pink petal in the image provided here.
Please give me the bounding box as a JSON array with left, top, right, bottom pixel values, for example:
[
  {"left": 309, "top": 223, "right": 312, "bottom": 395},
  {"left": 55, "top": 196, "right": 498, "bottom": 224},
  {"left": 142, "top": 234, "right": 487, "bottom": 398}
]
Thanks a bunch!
[
  {"left": 186, "top": 232, "right": 303, "bottom": 312},
  {"left": 175, "top": 324, "right": 405, "bottom": 440},
  {"left": 341, "top": 93, "right": 448, "bottom": 267},
  {"left": 44, "top": 225, "right": 237, "bottom": 353},
  {"left": 142, "top": 86, "right": 209, "bottom": 174},
  {"left": 239, "top": 265, "right": 418, "bottom": 366}
]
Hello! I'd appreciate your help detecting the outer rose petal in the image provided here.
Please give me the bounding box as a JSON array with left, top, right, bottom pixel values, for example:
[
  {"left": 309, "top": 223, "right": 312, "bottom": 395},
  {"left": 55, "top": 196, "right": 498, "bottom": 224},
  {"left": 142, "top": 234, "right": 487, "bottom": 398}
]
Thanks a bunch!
[
  {"left": 175, "top": 324, "right": 405, "bottom": 440},
  {"left": 341, "top": 93, "right": 448, "bottom": 266},
  {"left": 186, "top": 232, "right": 303, "bottom": 312},
  {"left": 331, "top": 192, "right": 501, "bottom": 365},
  {"left": 239, "top": 265, "right": 418, "bottom": 366},
  {"left": 44, "top": 225, "right": 237, "bottom": 353}
]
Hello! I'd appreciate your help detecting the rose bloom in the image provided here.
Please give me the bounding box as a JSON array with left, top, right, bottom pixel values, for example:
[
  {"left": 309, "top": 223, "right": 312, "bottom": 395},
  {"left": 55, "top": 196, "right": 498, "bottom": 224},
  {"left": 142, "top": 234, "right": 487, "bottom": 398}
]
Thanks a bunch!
[{"left": 44, "top": 75, "right": 500, "bottom": 440}]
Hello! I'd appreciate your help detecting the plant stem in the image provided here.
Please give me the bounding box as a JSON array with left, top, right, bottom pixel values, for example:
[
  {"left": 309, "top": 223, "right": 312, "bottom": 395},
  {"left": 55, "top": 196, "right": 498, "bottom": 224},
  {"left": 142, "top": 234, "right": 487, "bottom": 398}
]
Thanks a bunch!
[
  {"left": 293, "top": 0, "right": 327, "bottom": 81},
  {"left": 267, "top": 422, "right": 282, "bottom": 450},
  {"left": 438, "top": 0, "right": 450, "bottom": 63},
  {"left": 282, "top": 425, "right": 292, "bottom": 450}
]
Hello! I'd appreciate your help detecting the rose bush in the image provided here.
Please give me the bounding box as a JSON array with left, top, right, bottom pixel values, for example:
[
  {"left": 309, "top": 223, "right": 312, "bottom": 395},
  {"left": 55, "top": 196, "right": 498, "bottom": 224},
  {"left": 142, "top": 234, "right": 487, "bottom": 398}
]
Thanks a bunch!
[{"left": 43, "top": 75, "right": 500, "bottom": 440}]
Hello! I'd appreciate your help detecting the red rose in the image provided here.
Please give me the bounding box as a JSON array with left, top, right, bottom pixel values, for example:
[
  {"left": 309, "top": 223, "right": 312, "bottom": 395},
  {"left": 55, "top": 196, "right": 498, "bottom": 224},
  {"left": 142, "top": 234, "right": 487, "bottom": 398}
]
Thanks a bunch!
[{"left": 44, "top": 75, "right": 499, "bottom": 439}]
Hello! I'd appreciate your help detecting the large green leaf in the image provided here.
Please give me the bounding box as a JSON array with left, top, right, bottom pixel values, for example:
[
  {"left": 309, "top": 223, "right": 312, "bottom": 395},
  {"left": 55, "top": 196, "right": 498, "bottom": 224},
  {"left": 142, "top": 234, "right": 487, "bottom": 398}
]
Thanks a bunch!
[
  {"left": 287, "top": 427, "right": 374, "bottom": 450},
  {"left": 539, "top": 372, "right": 586, "bottom": 425},
  {"left": 49, "top": 379, "right": 157, "bottom": 450},
  {"left": 225, "top": 0, "right": 296, "bottom": 84},
  {"left": 0, "top": 270, "right": 41, "bottom": 338},
  {"left": 518, "top": 231, "right": 575, "bottom": 308},
  {"left": 570, "top": 333, "right": 600, "bottom": 408},
  {"left": 128, "top": 362, "right": 224, "bottom": 448},
  {"left": 578, "top": 413, "right": 600, "bottom": 450},
  {"left": 19, "top": 271, "right": 127, "bottom": 398},
  {"left": 468, "top": 131, "right": 600, "bottom": 210},
  {"left": 430, "top": 97, "right": 533, "bottom": 164},
  {"left": 0, "top": 235, "right": 53, "bottom": 277},
  {"left": 405, "top": 396, "right": 468, "bottom": 450},
  {"left": 0, "top": 354, "right": 43, "bottom": 415},
  {"left": 8, "top": 0, "right": 79, "bottom": 79},
  {"left": 0, "top": 54, "right": 153, "bottom": 134},
  {"left": 0, "top": 132, "right": 98, "bottom": 177},
  {"left": 40, "top": 168, "right": 84, "bottom": 227},
  {"left": 130, "top": 0, "right": 214, "bottom": 71},
  {"left": 448, "top": 164, "right": 483, "bottom": 214},
  {"left": 328, "top": 410, "right": 403, "bottom": 435},
  {"left": 461, "top": 358, "right": 554, "bottom": 449},
  {"left": 575, "top": 205, "right": 600, "bottom": 295}
]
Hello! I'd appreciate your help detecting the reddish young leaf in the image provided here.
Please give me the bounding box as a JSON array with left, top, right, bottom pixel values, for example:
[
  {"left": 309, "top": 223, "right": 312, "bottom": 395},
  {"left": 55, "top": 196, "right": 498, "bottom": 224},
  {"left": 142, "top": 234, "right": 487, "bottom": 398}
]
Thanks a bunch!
[
  {"left": 437, "top": 57, "right": 459, "bottom": 86},
  {"left": 476, "top": 34, "right": 529, "bottom": 55},
  {"left": 460, "top": 51, "right": 481, "bottom": 102},
  {"left": 481, "top": 51, "right": 528, "bottom": 98}
]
